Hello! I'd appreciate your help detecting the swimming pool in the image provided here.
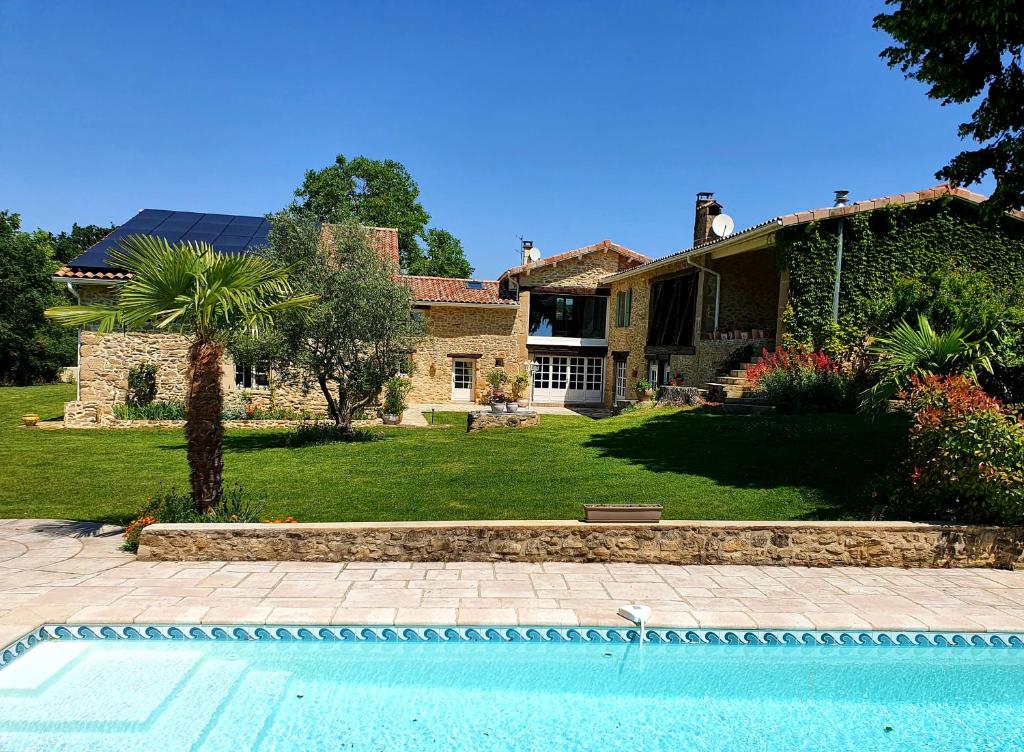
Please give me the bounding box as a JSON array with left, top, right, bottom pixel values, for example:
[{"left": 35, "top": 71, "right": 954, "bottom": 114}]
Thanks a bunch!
[{"left": 2, "top": 625, "right": 1023, "bottom": 751}]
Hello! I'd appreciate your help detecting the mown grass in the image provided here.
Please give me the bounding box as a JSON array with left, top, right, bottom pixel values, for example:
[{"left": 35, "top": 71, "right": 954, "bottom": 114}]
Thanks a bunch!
[{"left": 1, "top": 384, "right": 905, "bottom": 525}]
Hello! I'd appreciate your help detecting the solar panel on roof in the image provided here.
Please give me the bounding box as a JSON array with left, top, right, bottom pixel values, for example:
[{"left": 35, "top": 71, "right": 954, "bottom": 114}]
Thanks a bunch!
[{"left": 66, "top": 209, "right": 276, "bottom": 271}]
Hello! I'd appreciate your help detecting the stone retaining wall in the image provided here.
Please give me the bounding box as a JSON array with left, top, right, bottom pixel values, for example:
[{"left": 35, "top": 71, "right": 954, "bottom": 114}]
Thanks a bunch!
[{"left": 138, "top": 520, "right": 1024, "bottom": 569}]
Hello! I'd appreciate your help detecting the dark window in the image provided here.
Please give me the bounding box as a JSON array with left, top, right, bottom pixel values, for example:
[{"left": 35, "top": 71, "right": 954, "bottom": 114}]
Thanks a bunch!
[
  {"left": 647, "top": 274, "right": 698, "bottom": 347},
  {"left": 614, "top": 288, "right": 633, "bottom": 327},
  {"left": 235, "top": 360, "right": 270, "bottom": 390},
  {"left": 529, "top": 294, "right": 607, "bottom": 338}
]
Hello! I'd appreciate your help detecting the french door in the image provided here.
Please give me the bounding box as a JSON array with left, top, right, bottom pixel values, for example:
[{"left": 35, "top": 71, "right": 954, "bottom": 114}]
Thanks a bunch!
[
  {"left": 614, "top": 360, "right": 627, "bottom": 401},
  {"left": 532, "top": 355, "right": 603, "bottom": 403},
  {"left": 451, "top": 359, "right": 473, "bottom": 401}
]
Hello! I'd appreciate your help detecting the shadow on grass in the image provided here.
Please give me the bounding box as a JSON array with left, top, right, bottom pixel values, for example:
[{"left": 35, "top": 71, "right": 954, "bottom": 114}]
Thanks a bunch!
[
  {"left": 157, "top": 429, "right": 391, "bottom": 453},
  {"left": 585, "top": 410, "right": 907, "bottom": 517}
]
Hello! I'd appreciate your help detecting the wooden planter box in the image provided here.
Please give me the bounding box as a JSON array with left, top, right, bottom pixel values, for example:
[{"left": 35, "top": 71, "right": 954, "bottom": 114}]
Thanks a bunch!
[{"left": 583, "top": 504, "right": 663, "bottom": 523}]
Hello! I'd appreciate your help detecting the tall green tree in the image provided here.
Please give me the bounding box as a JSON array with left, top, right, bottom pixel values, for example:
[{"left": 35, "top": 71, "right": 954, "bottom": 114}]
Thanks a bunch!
[
  {"left": 0, "top": 212, "right": 76, "bottom": 384},
  {"left": 410, "top": 228, "right": 474, "bottom": 278},
  {"left": 263, "top": 211, "right": 424, "bottom": 437},
  {"left": 294, "top": 154, "right": 473, "bottom": 276},
  {"left": 874, "top": 1, "right": 1024, "bottom": 214},
  {"left": 51, "top": 223, "right": 114, "bottom": 265},
  {"left": 46, "top": 237, "right": 316, "bottom": 512}
]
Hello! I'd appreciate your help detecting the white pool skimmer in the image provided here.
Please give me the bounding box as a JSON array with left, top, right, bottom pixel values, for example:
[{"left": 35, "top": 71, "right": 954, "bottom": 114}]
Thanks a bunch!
[{"left": 618, "top": 603, "right": 652, "bottom": 646}]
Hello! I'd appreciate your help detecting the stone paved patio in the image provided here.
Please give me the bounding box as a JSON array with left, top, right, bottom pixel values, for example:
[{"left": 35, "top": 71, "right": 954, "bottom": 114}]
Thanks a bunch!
[{"left": 4, "top": 518, "right": 1024, "bottom": 649}]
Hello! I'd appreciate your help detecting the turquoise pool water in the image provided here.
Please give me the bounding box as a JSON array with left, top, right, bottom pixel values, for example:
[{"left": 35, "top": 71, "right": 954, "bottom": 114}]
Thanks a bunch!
[{"left": 1, "top": 628, "right": 1023, "bottom": 751}]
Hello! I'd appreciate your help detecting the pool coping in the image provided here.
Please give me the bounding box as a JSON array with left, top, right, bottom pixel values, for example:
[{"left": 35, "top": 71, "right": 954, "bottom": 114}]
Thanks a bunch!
[{"left": 4, "top": 624, "right": 1024, "bottom": 672}]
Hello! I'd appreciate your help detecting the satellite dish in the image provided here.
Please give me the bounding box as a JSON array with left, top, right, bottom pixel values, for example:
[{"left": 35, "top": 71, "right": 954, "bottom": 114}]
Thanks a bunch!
[
  {"left": 711, "top": 213, "right": 735, "bottom": 238},
  {"left": 528, "top": 247, "right": 541, "bottom": 262}
]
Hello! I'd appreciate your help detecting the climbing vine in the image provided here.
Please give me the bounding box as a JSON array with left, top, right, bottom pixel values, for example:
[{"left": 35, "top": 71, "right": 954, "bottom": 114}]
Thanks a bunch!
[{"left": 778, "top": 198, "right": 1024, "bottom": 347}]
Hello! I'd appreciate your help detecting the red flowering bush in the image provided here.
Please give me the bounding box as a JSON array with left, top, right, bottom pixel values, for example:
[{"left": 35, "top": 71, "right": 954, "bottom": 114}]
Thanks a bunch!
[
  {"left": 898, "top": 375, "right": 1024, "bottom": 524},
  {"left": 746, "top": 348, "right": 856, "bottom": 413}
]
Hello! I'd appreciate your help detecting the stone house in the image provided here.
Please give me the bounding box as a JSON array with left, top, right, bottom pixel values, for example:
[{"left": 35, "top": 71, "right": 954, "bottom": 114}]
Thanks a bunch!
[{"left": 54, "top": 184, "right": 1024, "bottom": 423}]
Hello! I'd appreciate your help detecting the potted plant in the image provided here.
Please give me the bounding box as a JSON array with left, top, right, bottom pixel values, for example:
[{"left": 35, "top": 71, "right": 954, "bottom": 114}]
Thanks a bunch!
[
  {"left": 486, "top": 368, "right": 509, "bottom": 414},
  {"left": 633, "top": 377, "right": 653, "bottom": 401},
  {"left": 382, "top": 376, "right": 411, "bottom": 425},
  {"left": 510, "top": 372, "right": 530, "bottom": 408}
]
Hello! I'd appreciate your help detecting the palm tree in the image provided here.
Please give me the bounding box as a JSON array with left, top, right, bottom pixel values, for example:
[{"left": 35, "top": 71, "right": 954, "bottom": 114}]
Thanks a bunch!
[
  {"left": 863, "top": 314, "right": 994, "bottom": 410},
  {"left": 46, "top": 236, "right": 316, "bottom": 513}
]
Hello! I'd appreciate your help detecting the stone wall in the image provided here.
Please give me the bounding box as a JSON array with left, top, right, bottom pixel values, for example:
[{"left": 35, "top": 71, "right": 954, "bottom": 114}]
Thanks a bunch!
[
  {"left": 79, "top": 330, "right": 196, "bottom": 404},
  {"left": 138, "top": 519, "right": 1024, "bottom": 569},
  {"left": 516, "top": 250, "right": 626, "bottom": 287},
  {"left": 604, "top": 256, "right": 699, "bottom": 404},
  {"left": 669, "top": 338, "right": 775, "bottom": 390},
  {"left": 76, "top": 330, "right": 333, "bottom": 420},
  {"left": 408, "top": 305, "right": 523, "bottom": 404},
  {"left": 702, "top": 248, "right": 781, "bottom": 334}
]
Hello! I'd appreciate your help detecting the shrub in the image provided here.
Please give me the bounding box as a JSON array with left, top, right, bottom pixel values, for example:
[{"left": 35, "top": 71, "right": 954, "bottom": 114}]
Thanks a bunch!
[
  {"left": 284, "top": 423, "right": 383, "bottom": 447},
  {"left": 863, "top": 315, "right": 994, "bottom": 411},
  {"left": 125, "top": 362, "right": 158, "bottom": 405},
  {"left": 632, "top": 378, "right": 652, "bottom": 398},
  {"left": 383, "top": 376, "right": 412, "bottom": 415},
  {"left": 485, "top": 368, "right": 509, "bottom": 401},
  {"left": 747, "top": 348, "right": 857, "bottom": 413},
  {"left": 892, "top": 376, "right": 1024, "bottom": 524},
  {"left": 112, "top": 400, "right": 186, "bottom": 420},
  {"left": 510, "top": 372, "right": 530, "bottom": 400},
  {"left": 868, "top": 263, "right": 1024, "bottom": 404},
  {"left": 121, "top": 485, "right": 267, "bottom": 552}
]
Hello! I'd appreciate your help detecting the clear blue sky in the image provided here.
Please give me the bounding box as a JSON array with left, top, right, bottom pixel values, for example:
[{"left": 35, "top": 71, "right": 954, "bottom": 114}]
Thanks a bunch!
[{"left": 1, "top": 0, "right": 990, "bottom": 278}]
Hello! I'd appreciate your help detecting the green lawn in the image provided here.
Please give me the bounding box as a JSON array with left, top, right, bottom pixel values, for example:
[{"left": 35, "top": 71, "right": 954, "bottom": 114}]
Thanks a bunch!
[{"left": 1, "top": 384, "right": 905, "bottom": 525}]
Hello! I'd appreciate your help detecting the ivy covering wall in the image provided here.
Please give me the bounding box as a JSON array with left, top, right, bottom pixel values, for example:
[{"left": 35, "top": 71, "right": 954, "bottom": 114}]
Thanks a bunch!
[{"left": 778, "top": 197, "right": 1024, "bottom": 343}]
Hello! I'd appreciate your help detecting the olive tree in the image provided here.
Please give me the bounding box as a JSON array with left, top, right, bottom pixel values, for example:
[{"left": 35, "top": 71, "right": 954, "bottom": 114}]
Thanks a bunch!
[{"left": 265, "top": 210, "right": 424, "bottom": 436}]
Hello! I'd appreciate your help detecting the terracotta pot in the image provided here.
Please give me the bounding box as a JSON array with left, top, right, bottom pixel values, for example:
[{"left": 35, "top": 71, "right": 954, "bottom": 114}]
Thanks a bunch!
[
  {"left": 21, "top": 414, "right": 40, "bottom": 427},
  {"left": 517, "top": 399, "right": 528, "bottom": 408}
]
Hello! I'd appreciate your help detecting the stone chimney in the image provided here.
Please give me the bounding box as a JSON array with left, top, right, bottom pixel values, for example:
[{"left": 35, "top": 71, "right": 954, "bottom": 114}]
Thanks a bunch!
[
  {"left": 693, "top": 192, "right": 723, "bottom": 245},
  {"left": 521, "top": 239, "right": 534, "bottom": 266}
]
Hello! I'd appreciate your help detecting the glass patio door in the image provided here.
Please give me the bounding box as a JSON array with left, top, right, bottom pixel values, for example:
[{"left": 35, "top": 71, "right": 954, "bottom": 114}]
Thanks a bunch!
[{"left": 451, "top": 359, "right": 473, "bottom": 402}]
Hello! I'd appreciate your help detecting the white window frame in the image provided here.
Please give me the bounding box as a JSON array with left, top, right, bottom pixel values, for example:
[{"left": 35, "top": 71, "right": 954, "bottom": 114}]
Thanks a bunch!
[
  {"left": 614, "top": 360, "right": 627, "bottom": 401},
  {"left": 235, "top": 361, "right": 270, "bottom": 390}
]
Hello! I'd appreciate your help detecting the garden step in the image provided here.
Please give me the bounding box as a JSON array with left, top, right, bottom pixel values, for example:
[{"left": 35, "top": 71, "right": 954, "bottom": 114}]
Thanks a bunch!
[
  {"left": 716, "top": 376, "right": 750, "bottom": 386},
  {"left": 728, "top": 369, "right": 749, "bottom": 378},
  {"left": 721, "top": 402, "right": 777, "bottom": 416}
]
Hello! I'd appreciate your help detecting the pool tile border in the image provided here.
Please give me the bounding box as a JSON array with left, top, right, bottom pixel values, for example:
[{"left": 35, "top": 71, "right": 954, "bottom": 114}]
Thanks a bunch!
[{"left": 4, "top": 624, "right": 1024, "bottom": 671}]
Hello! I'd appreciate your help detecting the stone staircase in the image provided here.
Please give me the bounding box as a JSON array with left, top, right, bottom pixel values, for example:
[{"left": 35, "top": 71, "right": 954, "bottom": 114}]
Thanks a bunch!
[{"left": 706, "top": 354, "right": 776, "bottom": 415}]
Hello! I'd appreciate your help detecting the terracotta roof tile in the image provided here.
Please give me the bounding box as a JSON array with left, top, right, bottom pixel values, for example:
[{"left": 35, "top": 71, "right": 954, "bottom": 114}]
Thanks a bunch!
[
  {"left": 403, "top": 275, "right": 516, "bottom": 306},
  {"left": 602, "top": 183, "right": 1024, "bottom": 283},
  {"left": 53, "top": 266, "right": 131, "bottom": 280}
]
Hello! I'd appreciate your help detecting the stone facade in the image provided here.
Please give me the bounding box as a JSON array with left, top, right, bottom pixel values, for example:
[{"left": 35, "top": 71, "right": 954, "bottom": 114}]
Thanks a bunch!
[
  {"left": 515, "top": 249, "right": 627, "bottom": 288},
  {"left": 408, "top": 305, "right": 525, "bottom": 403},
  {"left": 67, "top": 242, "right": 784, "bottom": 414},
  {"left": 138, "top": 520, "right": 1024, "bottom": 569},
  {"left": 604, "top": 257, "right": 697, "bottom": 404},
  {"left": 79, "top": 330, "right": 196, "bottom": 404},
  {"left": 700, "top": 248, "right": 781, "bottom": 334},
  {"left": 603, "top": 248, "right": 782, "bottom": 404},
  {"left": 668, "top": 338, "right": 775, "bottom": 391}
]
